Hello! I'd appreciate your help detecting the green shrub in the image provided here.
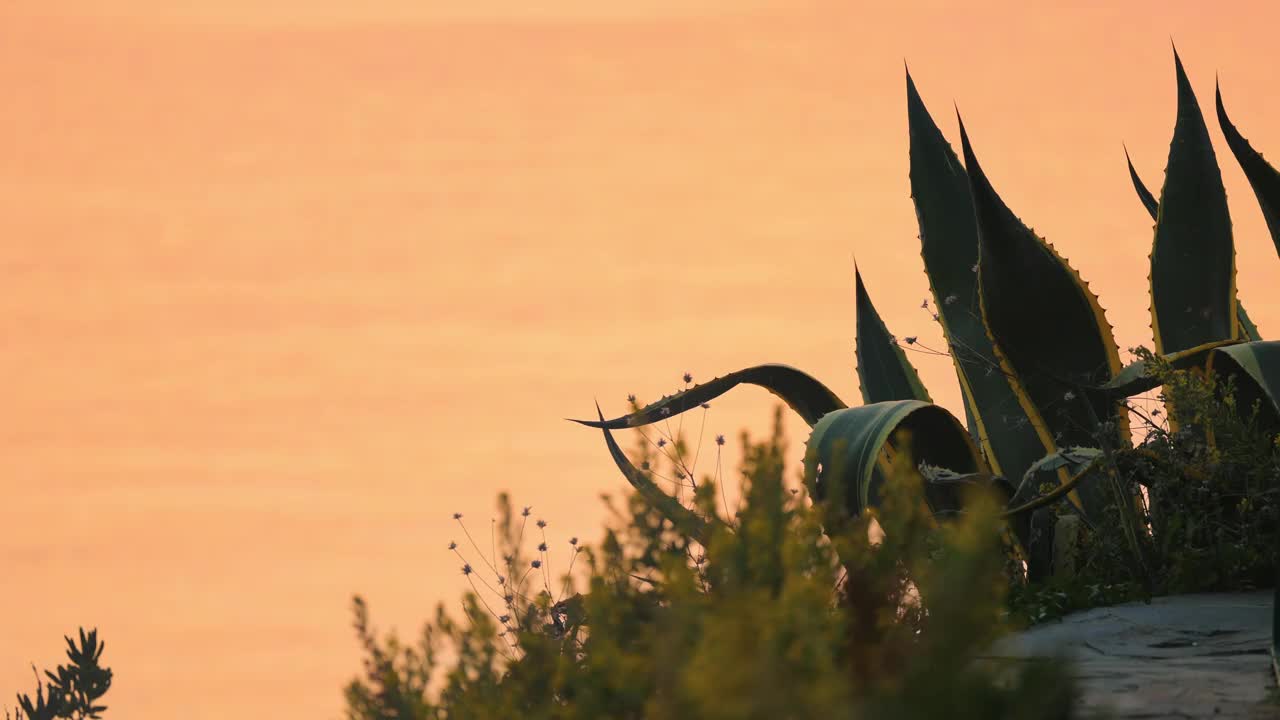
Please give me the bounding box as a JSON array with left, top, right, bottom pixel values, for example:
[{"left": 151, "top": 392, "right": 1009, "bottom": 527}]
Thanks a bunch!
[{"left": 346, "top": 411, "right": 1083, "bottom": 719}]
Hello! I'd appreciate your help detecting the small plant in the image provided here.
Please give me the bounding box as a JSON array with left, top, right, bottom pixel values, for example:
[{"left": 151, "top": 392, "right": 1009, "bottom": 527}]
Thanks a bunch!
[{"left": 7, "top": 629, "right": 111, "bottom": 720}]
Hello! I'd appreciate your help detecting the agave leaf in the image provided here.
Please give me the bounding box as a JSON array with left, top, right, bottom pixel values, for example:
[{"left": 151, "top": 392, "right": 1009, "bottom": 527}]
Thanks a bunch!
[
  {"left": 958, "top": 120, "right": 1127, "bottom": 443},
  {"left": 855, "top": 267, "right": 932, "bottom": 404},
  {"left": 802, "top": 400, "right": 986, "bottom": 520},
  {"left": 1098, "top": 338, "right": 1242, "bottom": 398},
  {"left": 958, "top": 115, "right": 1127, "bottom": 519},
  {"left": 1128, "top": 147, "right": 1259, "bottom": 341},
  {"left": 1150, "top": 50, "right": 1237, "bottom": 354},
  {"left": 571, "top": 364, "right": 846, "bottom": 430},
  {"left": 906, "top": 70, "right": 1049, "bottom": 486},
  {"left": 1208, "top": 340, "right": 1280, "bottom": 427},
  {"left": 593, "top": 405, "right": 718, "bottom": 544},
  {"left": 1217, "top": 81, "right": 1280, "bottom": 258},
  {"left": 1125, "top": 145, "right": 1160, "bottom": 219}
]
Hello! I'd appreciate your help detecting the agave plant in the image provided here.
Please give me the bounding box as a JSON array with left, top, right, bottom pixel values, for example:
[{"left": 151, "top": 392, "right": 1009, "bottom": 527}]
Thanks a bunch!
[{"left": 575, "top": 50, "right": 1280, "bottom": 579}]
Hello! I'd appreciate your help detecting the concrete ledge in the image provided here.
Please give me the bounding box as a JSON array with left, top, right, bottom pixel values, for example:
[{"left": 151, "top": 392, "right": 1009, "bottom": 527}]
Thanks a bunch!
[{"left": 986, "top": 591, "right": 1277, "bottom": 719}]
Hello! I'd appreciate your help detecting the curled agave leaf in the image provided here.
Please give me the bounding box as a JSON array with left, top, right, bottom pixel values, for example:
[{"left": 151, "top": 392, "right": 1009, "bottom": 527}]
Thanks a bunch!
[{"left": 571, "top": 364, "right": 846, "bottom": 430}]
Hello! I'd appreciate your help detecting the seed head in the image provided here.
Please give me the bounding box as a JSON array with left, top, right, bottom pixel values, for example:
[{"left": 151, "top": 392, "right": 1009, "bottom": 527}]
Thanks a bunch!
[
  {"left": 536, "top": 519, "right": 547, "bottom": 529},
  {"left": 462, "top": 564, "right": 473, "bottom": 576},
  {"left": 531, "top": 560, "right": 542, "bottom": 569},
  {"left": 538, "top": 542, "right": 548, "bottom": 552},
  {"left": 452, "top": 512, "right": 463, "bottom": 520},
  {"left": 715, "top": 434, "right": 726, "bottom": 446},
  {"left": 683, "top": 372, "right": 693, "bottom": 383},
  {"left": 522, "top": 506, "right": 531, "bottom": 517},
  {"left": 448, "top": 541, "right": 457, "bottom": 550}
]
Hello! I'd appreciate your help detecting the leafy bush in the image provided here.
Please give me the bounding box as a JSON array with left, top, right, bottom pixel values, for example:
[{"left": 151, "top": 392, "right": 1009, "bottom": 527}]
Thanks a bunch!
[
  {"left": 346, "top": 411, "right": 1083, "bottom": 719},
  {"left": 7, "top": 629, "right": 111, "bottom": 720}
]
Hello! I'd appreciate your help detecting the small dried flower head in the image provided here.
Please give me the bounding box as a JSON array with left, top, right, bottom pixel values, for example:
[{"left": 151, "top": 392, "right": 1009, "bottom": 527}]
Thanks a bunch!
[
  {"left": 498, "top": 614, "right": 510, "bottom": 624},
  {"left": 531, "top": 560, "right": 542, "bottom": 569},
  {"left": 462, "top": 564, "right": 473, "bottom": 575},
  {"left": 683, "top": 372, "right": 693, "bottom": 384},
  {"left": 700, "top": 402, "right": 710, "bottom": 409},
  {"left": 920, "top": 299, "right": 929, "bottom": 309},
  {"left": 503, "top": 554, "right": 514, "bottom": 564},
  {"left": 676, "top": 471, "right": 686, "bottom": 480},
  {"left": 1152, "top": 408, "right": 1162, "bottom": 416},
  {"left": 448, "top": 541, "right": 457, "bottom": 550},
  {"left": 931, "top": 313, "right": 940, "bottom": 322},
  {"left": 536, "top": 519, "right": 547, "bottom": 529},
  {"left": 538, "top": 542, "right": 548, "bottom": 552},
  {"left": 970, "top": 263, "right": 979, "bottom": 273},
  {"left": 452, "top": 512, "right": 463, "bottom": 520},
  {"left": 1063, "top": 390, "right": 1076, "bottom": 401},
  {"left": 504, "top": 594, "right": 514, "bottom": 604},
  {"left": 497, "top": 575, "right": 506, "bottom": 584},
  {"left": 569, "top": 537, "right": 578, "bottom": 546},
  {"left": 715, "top": 434, "right": 726, "bottom": 446},
  {"left": 657, "top": 438, "right": 667, "bottom": 448},
  {"left": 522, "top": 506, "right": 531, "bottom": 517},
  {"left": 944, "top": 294, "right": 958, "bottom": 305},
  {"left": 904, "top": 336, "right": 917, "bottom": 345},
  {"left": 627, "top": 393, "right": 637, "bottom": 404}
]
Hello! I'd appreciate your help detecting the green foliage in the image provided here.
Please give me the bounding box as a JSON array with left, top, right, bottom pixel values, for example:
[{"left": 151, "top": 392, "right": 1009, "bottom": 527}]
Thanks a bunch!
[
  {"left": 8, "top": 629, "right": 111, "bottom": 720},
  {"left": 1009, "top": 351, "right": 1280, "bottom": 623},
  {"left": 853, "top": 268, "right": 931, "bottom": 404},
  {"left": 346, "top": 414, "right": 1082, "bottom": 719}
]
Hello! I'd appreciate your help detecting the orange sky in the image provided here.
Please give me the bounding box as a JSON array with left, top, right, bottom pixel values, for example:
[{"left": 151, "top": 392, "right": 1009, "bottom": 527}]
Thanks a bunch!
[{"left": 2, "top": 2, "right": 1278, "bottom": 718}]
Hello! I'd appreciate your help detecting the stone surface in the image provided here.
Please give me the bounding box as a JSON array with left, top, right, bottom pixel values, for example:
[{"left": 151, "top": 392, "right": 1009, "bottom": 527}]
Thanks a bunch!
[{"left": 987, "top": 591, "right": 1277, "bottom": 719}]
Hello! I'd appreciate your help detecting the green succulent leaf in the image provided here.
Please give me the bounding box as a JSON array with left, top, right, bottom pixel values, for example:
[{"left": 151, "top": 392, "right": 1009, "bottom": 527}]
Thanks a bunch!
[
  {"left": 855, "top": 266, "right": 931, "bottom": 404},
  {"left": 906, "top": 70, "right": 1048, "bottom": 486},
  {"left": 802, "top": 400, "right": 985, "bottom": 520},
  {"left": 572, "top": 364, "right": 846, "bottom": 430},
  {"left": 1127, "top": 146, "right": 1259, "bottom": 341},
  {"left": 957, "top": 115, "right": 1127, "bottom": 519},
  {"left": 1099, "top": 338, "right": 1241, "bottom": 398},
  {"left": 958, "top": 118, "right": 1126, "bottom": 439},
  {"left": 1208, "top": 340, "right": 1280, "bottom": 428},
  {"left": 593, "top": 404, "right": 719, "bottom": 544},
  {"left": 1216, "top": 81, "right": 1280, "bottom": 259},
  {"left": 1125, "top": 145, "right": 1160, "bottom": 219},
  {"left": 1150, "top": 50, "right": 1238, "bottom": 354}
]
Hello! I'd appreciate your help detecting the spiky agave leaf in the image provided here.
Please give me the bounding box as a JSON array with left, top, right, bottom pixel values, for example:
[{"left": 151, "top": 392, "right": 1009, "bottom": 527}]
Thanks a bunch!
[
  {"left": 1217, "top": 81, "right": 1280, "bottom": 258},
  {"left": 958, "top": 115, "right": 1127, "bottom": 519},
  {"left": 1207, "top": 340, "right": 1280, "bottom": 429},
  {"left": 802, "top": 400, "right": 986, "bottom": 521},
  {"left": 906, "top": 70, "right": 1048, "bottom": 486},
  {"left": 1150, "top": 49, "right": 1238, "bottom": 354},
  {"left": 593, "top": 404, "right": 719, "bottom": 544},
  {"left": 572, "top": 364, "right": 846, "bottom": 430},
  {"left": 1125, "top": 145, "right": 1160, "bottom": 219},
  {"left": 855, "top": 266, "right": 931, "bottom": 404},
  {"left": 1126, "top": 147, "right": 1259, "bottom": 340},
  {"left": 1099, "top": 338, "right": 1241, "bottom": 398}
]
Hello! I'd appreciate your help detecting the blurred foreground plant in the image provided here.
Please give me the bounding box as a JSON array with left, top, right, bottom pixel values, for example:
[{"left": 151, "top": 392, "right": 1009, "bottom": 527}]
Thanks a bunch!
[{"left": 345, "top": 411, "right": 1082, "bottom": 719}]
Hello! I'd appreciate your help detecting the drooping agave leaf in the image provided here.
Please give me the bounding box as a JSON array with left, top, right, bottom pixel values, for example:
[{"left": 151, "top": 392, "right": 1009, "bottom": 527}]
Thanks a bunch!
[
  {"left": 1125, "top": 145, "right": 1160, "bottom": 219},
  {"left": 855, "top": 267, "right": 931, "bottom": 404},
  {"left": 1127, "top": 148, "right": 1260, "bottom": 340},
  {"left": 958, "top": 116, "right": 1127, "bottom": 518},
  {"left": 906, "top": 70, "right": 1048, "bottom": 485},
  {"left": 1150, "top": 50, "right": 1237, "bottom": 354},
  {"left": 802, "top": 400, "right": 986, "bottom": 520},
  {"left": 1098, "top": 338, "right": 1241, "bottom": 398},
  {"left": 1217, "top": 82, "right": 1280, "bottom": 258},
  {"left": 572, "top": 364, "right": 846, "bottom": 430},
  {"left": 1208, "top": 340, "right": 1280, "bottom": 427},
  {"left": 593, "top": 404, "right": 718, "bottom": 544}
]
